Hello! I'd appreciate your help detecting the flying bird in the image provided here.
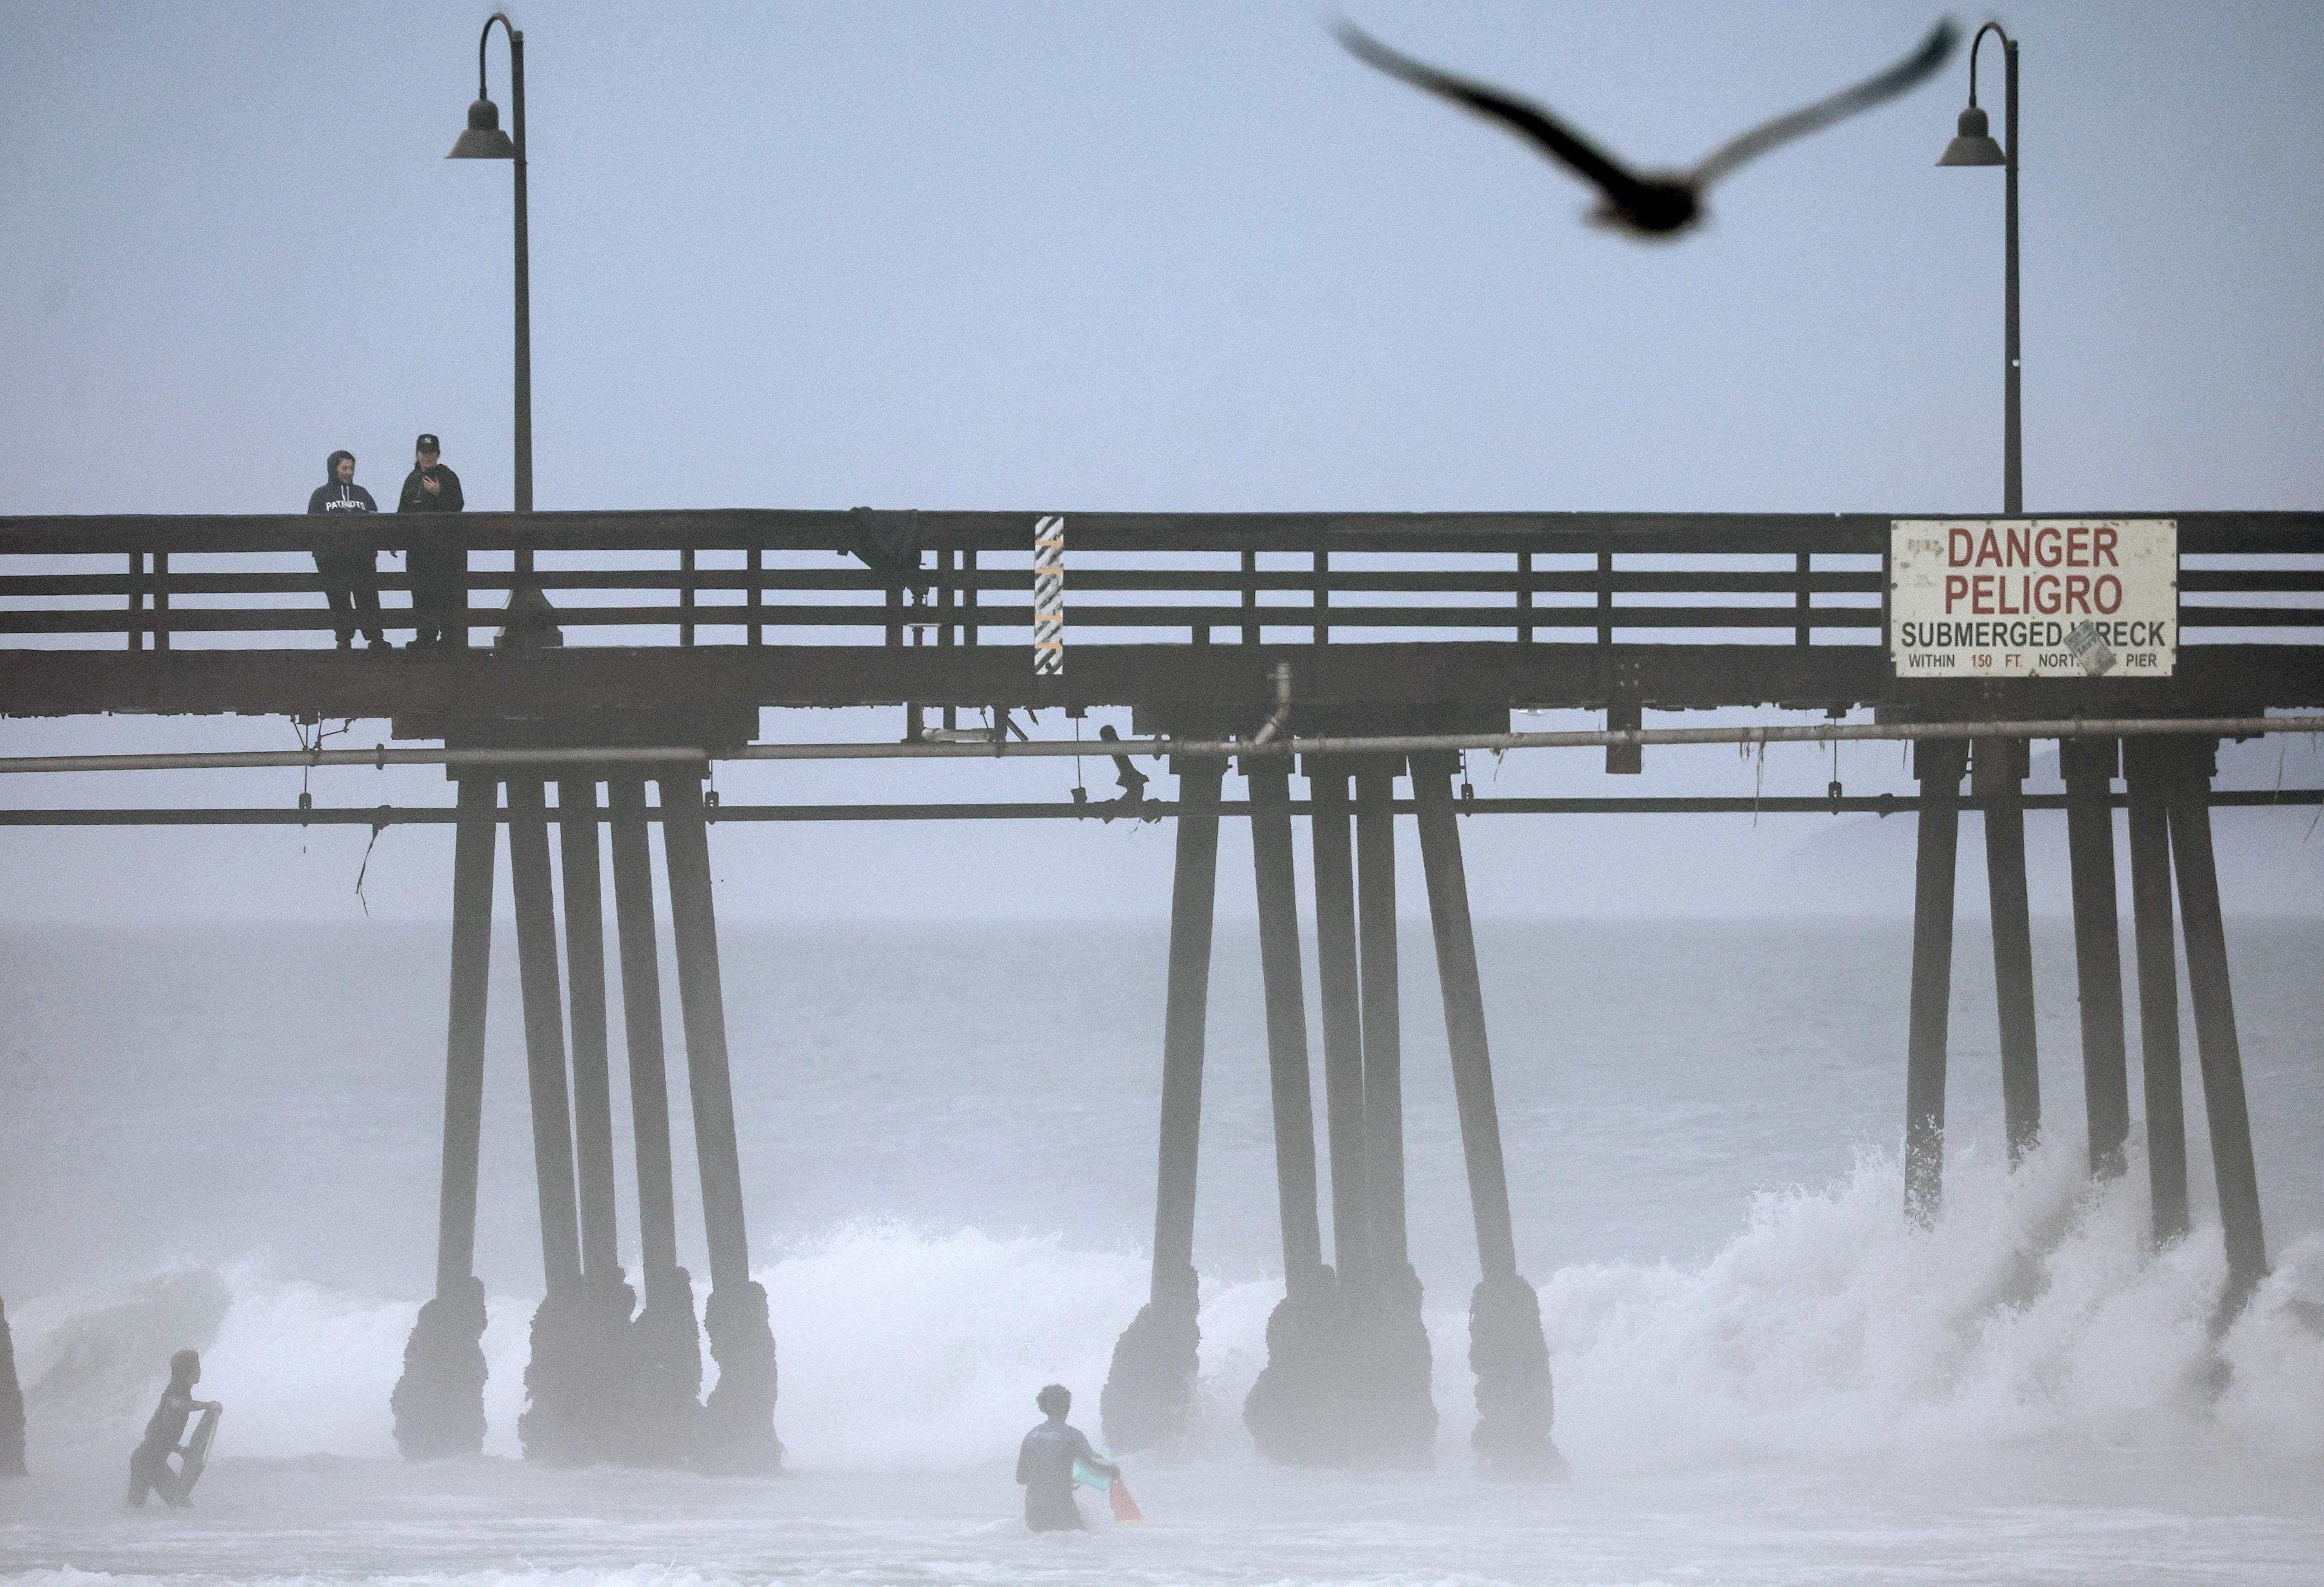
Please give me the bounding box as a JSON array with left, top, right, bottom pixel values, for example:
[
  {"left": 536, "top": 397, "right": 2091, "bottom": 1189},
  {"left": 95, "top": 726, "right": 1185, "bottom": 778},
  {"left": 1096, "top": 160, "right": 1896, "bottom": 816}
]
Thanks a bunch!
[{"left": 1336, "top": 19, "right": 1958, "bottom": 239}]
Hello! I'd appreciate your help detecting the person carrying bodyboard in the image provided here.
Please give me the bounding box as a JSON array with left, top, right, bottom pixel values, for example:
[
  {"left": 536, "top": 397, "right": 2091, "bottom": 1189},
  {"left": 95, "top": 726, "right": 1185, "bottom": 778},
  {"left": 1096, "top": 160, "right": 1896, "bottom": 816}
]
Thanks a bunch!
[
  {"left": 1074, "top": 1454, "right": 1144, "bottom": 1524},
  {"left": 125, "top": 1350, "right": 222, "bottom": 1509},
  {"left": 1015, "top": 1384, "right": 1122, "bottom": 1531}
]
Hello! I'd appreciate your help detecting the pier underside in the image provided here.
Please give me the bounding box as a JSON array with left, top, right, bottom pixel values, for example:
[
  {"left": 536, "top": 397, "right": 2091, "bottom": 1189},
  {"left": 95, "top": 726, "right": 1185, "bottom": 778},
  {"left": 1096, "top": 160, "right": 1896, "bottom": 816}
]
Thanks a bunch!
[{"left": 5, "top": 642, "right": 2321, "bottom": 728}]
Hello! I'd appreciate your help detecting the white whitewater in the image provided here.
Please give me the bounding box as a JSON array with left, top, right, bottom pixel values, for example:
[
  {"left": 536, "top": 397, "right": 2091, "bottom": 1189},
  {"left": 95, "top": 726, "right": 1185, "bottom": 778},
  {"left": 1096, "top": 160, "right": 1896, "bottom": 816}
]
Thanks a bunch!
[{"left": 1, "top": 919, "right": 2320, "bottom": 1582}]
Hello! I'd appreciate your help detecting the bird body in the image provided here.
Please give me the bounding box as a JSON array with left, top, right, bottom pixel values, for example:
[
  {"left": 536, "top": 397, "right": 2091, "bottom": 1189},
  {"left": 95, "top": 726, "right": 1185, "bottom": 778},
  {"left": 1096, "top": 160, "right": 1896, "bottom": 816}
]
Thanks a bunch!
[{"left": 1338, "top": 19, "right": 1959, "bottom": 239}]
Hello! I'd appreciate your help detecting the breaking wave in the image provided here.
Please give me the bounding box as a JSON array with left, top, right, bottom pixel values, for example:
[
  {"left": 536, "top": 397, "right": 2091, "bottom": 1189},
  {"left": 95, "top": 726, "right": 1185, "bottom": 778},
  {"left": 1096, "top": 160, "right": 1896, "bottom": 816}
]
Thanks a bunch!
[{"left": 10, "top": 1145, "right": 2322, "bottom": 1473}]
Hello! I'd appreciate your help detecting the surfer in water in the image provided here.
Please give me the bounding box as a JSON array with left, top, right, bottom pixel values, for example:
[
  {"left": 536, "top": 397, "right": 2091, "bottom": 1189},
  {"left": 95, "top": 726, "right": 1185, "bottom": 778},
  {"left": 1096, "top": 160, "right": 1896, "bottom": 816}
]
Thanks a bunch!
[
  {"left": 125, "top": 1350, "right": 220, "bottom": 1509},
  {"left": 1015, "top": 1384, "right": 1117, "bottom": 1532}
]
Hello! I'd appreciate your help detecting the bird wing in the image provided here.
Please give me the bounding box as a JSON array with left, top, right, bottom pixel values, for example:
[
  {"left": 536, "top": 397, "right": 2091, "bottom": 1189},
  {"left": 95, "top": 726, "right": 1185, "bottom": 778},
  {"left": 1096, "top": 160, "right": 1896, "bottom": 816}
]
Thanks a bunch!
[
  {"left": 1687, "top": 19, "right": 1958, "bottom": 190},
  {"left": 1335, "top": 22, "right": 1650, "bottom": 208}
]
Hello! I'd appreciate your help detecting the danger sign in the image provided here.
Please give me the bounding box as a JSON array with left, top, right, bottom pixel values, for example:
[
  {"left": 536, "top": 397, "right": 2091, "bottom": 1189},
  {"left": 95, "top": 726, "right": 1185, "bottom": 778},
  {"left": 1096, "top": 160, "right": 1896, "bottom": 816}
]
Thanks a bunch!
[{"left": 1890, "top": 518, "right": 2176, "bottom": 679}]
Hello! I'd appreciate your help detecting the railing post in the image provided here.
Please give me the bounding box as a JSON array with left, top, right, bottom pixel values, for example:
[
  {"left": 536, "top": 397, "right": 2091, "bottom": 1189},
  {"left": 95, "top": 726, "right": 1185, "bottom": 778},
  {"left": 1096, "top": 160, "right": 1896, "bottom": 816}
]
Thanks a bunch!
[
  {"left": 1243, "top": 549, "right": 1259, "bottom": 645},
  {"left": 964, "top": 548, "right": 979, "bottom": 645},
  {"left": 127, "top": 550, "right": 145, "bottom": 651},
  {"left": 153, "top": 551, "right": 170, "bottom": 651},
  {"left": 1517, "top": 551, "right": 1533, "bottom": 644},
  {"left": 938, "top": 546, "right": 955, "bottom": 648},
  {"left": 680, "top": 547, "right": 696, "bottom": 648},
  {"left": 747, "top": 545, "right": 762, "bottom": 647},
  {"left": 1794, "top": 550, "right": 1811, "bottom": 646},
  {"left": 1595, "top": 549, "right": 1613, "bottom": 646},
  {"left": 1312, "top": 549, "right": 1329, "bottom": 646}
]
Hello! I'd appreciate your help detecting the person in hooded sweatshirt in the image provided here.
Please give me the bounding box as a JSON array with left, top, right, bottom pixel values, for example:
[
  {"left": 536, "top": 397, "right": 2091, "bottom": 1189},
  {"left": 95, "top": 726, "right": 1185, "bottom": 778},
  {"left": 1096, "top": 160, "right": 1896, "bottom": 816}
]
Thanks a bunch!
[
  {"left": 306, "top": 450, "right": 387, "bottom": 648},
  {"left": 125, "top": 1350, "right": 220, "bottom": 1509}
]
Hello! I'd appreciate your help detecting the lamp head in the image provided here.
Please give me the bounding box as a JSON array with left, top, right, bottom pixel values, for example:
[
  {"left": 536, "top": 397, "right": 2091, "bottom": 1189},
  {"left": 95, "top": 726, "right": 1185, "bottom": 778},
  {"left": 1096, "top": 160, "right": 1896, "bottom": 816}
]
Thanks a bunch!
[
  {"left": 448, "top": 98, "right": 516, "bottom": 160},
  {"left": 1938, "top": 103, "right": 2006, "bottom": 167}
]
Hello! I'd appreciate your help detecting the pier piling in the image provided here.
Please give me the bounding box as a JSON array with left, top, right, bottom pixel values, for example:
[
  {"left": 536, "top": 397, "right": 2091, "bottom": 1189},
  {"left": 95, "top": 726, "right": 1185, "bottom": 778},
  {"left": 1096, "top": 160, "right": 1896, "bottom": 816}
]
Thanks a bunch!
[
  {"left": 1307, "top": 763, "right": 1369, "bottom": 1292},
  {"left": 1354, "top": 755, "right": 1438, "bottom": 1466},
  {"left": 607, "top": 777, "right": 701, "bottom": 1464},
  {"left": 508, "top": 776, "right": 593, "bottom": 1463},
  {"left": 1104, "top": 756, "right": 1223, "bottom": 1454},
  {"left": 1241, "top": 758, "right": 1343, "bottom": 1464},
  {"left": 558, "top": 777, "right": 644, "bottom": 1462},
  {"left": 1975, "top": 738, "right": 2042, "bottom": 1163},
  {"left": 2061, "top": 738, "right": 2131, "bottom": 1178},
  {"left": 660, "top": 770, "right": 781, "bottom": 1472},
  {"left": 1905, "top": 738, "right": 1966, "bottom": 1222},
  {"left": 2160, "top": 740, "right": 2269, "bottom": 1322},
  {"left": 2122, "top": 741, "right": 2190, "bottom": 1245},
  {"left": 392, "top": 774, "right": 497, "bottom": 1458},
  {"left": 0, "top": 1297, "right": 22, "bottom": 1477},
  {"left": 1412, "top": 754, "right": 1556, "bottom": 1473},
  {"left": 558, "top": 780, "right": 622, "bottom": 1276}
]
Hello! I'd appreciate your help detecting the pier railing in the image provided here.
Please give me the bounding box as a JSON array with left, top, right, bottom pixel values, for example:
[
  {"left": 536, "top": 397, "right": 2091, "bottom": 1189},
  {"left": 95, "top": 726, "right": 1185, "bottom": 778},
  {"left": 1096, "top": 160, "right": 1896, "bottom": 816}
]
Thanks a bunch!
[{"left": 0, "top": 509, "right": 2316, "bottom": 650}]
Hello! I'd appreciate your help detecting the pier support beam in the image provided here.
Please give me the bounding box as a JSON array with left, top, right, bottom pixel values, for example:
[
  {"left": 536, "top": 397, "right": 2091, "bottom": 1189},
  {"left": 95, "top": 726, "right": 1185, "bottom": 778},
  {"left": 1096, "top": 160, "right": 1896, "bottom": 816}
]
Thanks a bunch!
[
  {"left": 2160, "top": 740, "right": 2269, "bottom": 1322},
  {"left": 1104, "top": 755, "right": 1224, "bottom": 1454},
  {"left": 1353, "top": 755, "right": 1438, "bottom": 1467},
  {"left": 1905, "top": 739, "right": 1966, "bottom": 1222},
  {"left": 1413, "top": 754, "right": 1556, "bottom": 1473},
  {"left": 2123, "top": 743, "right": 2189, "bottom": 1245},
  {"left": 1240, "top": 758, "right": 1340, "bottom": 1464},
  {"left": 2061, "top": 738, "right": 2131, "bottom": 1178},
  {"left": 559, "top": 781, "right": 621, "bottom": 1279},
  {"left": 0, "top": 1296, "right": 22, "bottom": 1477},
  {"left": 1976, "top": 738, "right": 2042, "bottom": 1163},
  {"left": 508, "top": 776, "right": 592, "bottom": 1463},
  {"left": 393, "top": 774, "right": 497, "bottom": 1458},
  {"left": 558, "top": 778, "right": 642, "bottom": 1462},
  {"left": 608, "top": 777, "right": 701, "bottom": 1465},
  {"left": 660, "top": 771, "right": 781, "bottom": 1472},
  {"left": 1307, "top": 763, "right": 1369, "bottom": 1292}
]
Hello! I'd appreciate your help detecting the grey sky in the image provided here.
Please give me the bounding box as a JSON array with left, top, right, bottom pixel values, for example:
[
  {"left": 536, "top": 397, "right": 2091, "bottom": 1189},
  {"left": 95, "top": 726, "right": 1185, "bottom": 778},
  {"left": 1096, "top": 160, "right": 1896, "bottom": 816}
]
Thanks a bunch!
[{"left": 1, "top": 1, "right": 2319, "bottom": 923}]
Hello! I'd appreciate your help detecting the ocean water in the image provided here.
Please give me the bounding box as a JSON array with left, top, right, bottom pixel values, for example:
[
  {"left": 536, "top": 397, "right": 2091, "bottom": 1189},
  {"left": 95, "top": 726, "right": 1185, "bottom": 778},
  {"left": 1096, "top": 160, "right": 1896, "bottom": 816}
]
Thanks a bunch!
[{"left": 2, "top": 915, "right": 2322, "bottom": 1585}]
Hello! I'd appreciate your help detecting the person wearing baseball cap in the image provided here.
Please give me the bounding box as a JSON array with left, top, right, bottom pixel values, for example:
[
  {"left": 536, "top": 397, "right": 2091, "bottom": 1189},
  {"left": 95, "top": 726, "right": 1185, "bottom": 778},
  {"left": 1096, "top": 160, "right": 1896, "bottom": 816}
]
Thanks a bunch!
[{"left": 399, "top": 434, "right": 466, "bottom": 648}]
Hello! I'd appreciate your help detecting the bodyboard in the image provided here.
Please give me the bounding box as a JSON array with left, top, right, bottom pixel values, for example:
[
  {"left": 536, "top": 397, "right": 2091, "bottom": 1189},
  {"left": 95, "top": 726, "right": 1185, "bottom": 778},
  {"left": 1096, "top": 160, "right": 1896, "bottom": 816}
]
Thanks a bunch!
[
  {"left": 1107, "top": 1476, "right": 1143, "bottom": 1525},
  {"left": 1071, "top": 1458, "right": 1111, "bottom": 1492},
  {"left": 178, "top": 1406, "right": 220, "bottom": 1496}
]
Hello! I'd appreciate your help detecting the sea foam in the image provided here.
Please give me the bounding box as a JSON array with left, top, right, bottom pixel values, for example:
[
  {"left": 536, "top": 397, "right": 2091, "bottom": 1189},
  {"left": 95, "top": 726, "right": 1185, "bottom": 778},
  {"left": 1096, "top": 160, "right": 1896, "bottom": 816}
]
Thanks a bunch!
[{"left": 11, "top": 1146, "right": 2322, "bottom": 1473}]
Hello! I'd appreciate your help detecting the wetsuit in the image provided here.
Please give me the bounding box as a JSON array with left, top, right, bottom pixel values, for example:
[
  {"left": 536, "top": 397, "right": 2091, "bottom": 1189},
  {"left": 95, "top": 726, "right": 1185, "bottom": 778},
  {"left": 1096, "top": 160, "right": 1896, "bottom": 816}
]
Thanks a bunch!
[
  {"left": 399, "top": 463, "right": 466, "bottom": 646},
  {"left": 1015, "top": 1417, "right": 1100, "bottom": 1531},
  {"left": 307, "top": 474, "right": 384, "bottom": 646},
  {"left": 125, "top": 1382, "right": 196, "bottom": 1508}
]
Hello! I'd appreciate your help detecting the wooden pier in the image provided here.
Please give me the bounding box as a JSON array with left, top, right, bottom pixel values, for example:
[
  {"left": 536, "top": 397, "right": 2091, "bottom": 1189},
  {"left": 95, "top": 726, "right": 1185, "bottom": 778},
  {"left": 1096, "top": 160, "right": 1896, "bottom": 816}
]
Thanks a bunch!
[{"left": 3, "top": 506, "right": 2317, "bottom": 1469}]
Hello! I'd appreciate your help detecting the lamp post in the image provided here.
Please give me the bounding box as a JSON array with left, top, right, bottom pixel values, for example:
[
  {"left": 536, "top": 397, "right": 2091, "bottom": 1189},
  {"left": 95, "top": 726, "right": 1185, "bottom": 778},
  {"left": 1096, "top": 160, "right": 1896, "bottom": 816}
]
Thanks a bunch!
[
  {"left": 1938, "top": 22, "right": 2018, "bottom": 514},
  {"left": 448, "top": 13, "right": 531, "bottom": 522}
]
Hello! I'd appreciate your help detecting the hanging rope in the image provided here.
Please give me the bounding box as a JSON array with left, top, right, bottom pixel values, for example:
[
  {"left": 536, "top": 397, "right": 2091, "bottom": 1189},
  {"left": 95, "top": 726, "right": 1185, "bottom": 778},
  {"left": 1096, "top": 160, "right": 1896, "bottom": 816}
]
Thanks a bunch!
[{"left": 353, "top": 810, "right": 389, "bottom": 917}]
